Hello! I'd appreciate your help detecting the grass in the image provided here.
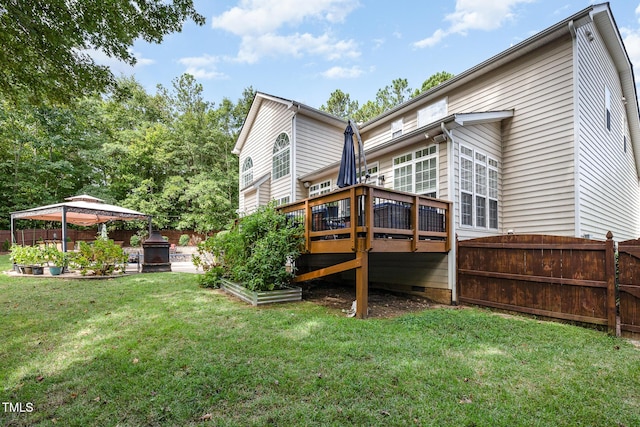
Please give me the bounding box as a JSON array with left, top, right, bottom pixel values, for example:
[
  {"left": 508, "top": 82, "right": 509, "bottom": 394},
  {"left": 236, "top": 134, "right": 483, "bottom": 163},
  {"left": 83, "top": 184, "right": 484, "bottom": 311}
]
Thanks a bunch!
[{"left": 1, "top": 253, "right": 639, "bottom": 427}]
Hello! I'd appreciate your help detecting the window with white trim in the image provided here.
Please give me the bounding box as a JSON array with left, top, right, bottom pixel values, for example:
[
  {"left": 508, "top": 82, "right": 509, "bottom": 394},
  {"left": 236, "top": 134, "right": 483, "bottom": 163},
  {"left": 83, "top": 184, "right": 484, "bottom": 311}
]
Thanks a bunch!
[
  {"left": 272, "top": 133, "right": 290, "bottom": 179},
  {"left": 393, "top": 145, "right": 437, "bottom": 197},
  {"left": 274, "top": 195, "right": 290, "bottom": 206},
  {"left": 309, "top": 180, "right": 332, "bottom": 197},
  {"left": 359, "top": 162, "right": 379, "bottom": 185},
  {"left": 391, "top": 119, "right": 403, "bottom": 138},
  {"left": 460, "top": 145, "right": 498, "bottom": 229},
  {"left": 241, "top": 157, "right": 253, "bottom": 188}
]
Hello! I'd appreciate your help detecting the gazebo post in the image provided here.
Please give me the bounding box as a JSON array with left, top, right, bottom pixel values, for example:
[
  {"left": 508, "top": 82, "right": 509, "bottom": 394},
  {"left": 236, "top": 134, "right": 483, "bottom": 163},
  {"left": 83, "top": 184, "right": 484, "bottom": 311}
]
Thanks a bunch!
[
  {"left": 10, "top": 215, "right": 15, "bottom": 245},
  {"left": 61, "top": 206, "right": 68, "bottom": 252}
]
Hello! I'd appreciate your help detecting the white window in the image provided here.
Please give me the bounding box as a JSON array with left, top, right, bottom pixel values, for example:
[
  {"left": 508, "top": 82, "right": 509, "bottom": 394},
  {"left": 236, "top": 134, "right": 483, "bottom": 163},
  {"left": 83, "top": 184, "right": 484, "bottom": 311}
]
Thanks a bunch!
[
  {"left": 309, "top": 180, "right": 332, "bottom": 197},
  {"left": 393, "top": 146, "right": 437, "bottom": 196},
  {"left": 359, "top": 162, "right": 379, "bottom": 185},
  {"left": 274, "top": 195, "right": 290, "bottom": 206},
  {"left": 241, "top": 157, "right": 253, "bottom": 188},
  {"left": 460, "top": 145, "right": 498, "bottom": 229},
  {"left": 391, "top": 119, "right": 403, "bottom": 138},
  {"left": 418, "top": 98, "right": 448, "bottom": 128},
  {"left": 272, "top": 133, "right": 290, "bottom": 180}
]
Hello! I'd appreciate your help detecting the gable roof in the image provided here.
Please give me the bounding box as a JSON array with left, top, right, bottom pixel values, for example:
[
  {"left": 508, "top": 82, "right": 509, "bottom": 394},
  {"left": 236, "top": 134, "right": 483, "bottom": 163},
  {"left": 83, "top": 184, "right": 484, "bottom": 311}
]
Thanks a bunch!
[
  {"left": 232, "top": 92, "right": 346, "bottom": 155},
  {"left": 357, "top": 3, "right": 640, "bottom": 172}
]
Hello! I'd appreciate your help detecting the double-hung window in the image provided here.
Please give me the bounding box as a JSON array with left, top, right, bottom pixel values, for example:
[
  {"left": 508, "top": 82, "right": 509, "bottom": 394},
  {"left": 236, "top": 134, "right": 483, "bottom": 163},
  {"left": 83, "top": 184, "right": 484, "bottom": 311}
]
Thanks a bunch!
[
  {"left": 391, "top": 119, "right": 403, "bottom": 138},
  {"left": 393, "top": 145, "right": 437, "bottom": 197},
  {"left": 460, "top": 145, "right": 498, "bottom": 229}
]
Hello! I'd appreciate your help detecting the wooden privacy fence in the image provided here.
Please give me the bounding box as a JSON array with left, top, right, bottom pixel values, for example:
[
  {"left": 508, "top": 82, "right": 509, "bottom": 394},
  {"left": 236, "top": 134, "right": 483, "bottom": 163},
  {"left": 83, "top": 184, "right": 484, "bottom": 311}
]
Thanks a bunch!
[
  {"left": 617, "top": 239, "right": 640, "bottom": 337},
  {"left": 457, "top": 233, "right": 617, "bottom": 335}
]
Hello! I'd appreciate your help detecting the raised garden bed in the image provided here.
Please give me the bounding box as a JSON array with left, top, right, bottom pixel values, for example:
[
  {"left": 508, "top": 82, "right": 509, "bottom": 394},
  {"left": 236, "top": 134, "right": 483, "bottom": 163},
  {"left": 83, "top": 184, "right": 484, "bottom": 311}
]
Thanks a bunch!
[{"left": 220, "top": 278, "right": 302, "bottom": 306}]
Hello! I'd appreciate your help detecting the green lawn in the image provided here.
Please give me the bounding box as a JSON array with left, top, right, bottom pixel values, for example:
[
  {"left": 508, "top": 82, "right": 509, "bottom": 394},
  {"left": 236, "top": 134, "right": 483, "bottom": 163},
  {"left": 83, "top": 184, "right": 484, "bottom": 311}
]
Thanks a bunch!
[{"left": 1, "top": 254, "right": 639, "bottom": 426}]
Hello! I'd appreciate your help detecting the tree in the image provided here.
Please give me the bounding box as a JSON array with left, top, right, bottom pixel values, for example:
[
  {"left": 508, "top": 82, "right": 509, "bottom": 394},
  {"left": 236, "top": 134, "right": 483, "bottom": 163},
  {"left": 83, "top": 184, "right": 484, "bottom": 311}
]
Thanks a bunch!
[
  {"left": 412, "top": 71, "right": 455, "bottom": 97},
  {"left": 0, "top": 0, "right": 205, "bottom": 105},
  {"left": 320, "top": 89, "right": 359, "bottom": 120}
]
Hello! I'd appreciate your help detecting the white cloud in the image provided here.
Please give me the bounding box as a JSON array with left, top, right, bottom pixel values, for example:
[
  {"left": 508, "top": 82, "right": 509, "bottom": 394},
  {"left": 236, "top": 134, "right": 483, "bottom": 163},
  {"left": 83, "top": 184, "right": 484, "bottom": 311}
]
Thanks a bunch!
[
  {"left": 321, "top": 65, "right": 363, "bottom": 79},
  {"left": 414, "top": 29, "right": 447, "bottom": 48},
  {"left": 234, "top": 31, "right": 359, "bottom": 64},
  {"left": 177, "top": 55, "right": 227, "bottom": 80},
  {"left": 212, "top": 0, "right": 361, "bottom": 63},
  {"left": 413, "top": 0, "right": 534, "bottom": 48}
]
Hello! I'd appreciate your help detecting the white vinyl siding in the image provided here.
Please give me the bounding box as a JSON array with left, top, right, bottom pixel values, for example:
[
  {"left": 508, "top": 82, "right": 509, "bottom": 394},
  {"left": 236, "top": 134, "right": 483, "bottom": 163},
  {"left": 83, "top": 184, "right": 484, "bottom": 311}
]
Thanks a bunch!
[
  {"left": 449, "top": 36, "right": 575, "bottom": 236},
  {"left": 576, "top": 21, "right": 640, "bottom": 240},
  {"left": 295, "top": 115, "right": 346, "bottom": 201},
  {"left": 238, "top": 100, "right": 290, "bottom": 212}
]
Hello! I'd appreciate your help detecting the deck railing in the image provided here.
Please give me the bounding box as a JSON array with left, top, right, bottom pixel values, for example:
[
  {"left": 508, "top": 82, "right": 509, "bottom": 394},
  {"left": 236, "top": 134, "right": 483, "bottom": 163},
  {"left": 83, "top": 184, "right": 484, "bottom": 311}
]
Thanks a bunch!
[{"left": 280, "top": 184, "right": 451, "bottom": 254}]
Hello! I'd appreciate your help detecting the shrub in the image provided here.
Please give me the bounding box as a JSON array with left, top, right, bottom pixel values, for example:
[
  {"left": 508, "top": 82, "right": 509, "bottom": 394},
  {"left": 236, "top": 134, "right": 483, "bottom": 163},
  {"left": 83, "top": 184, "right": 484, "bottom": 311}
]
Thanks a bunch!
[
  {"left": 194, "top": 204, "right": 303, "bottom": 291},
  {"left": 178, "top": 234, "right": 190, "bottom": 246},
  {"left": 129, "top": 235, "right": 142, "bottom": 247},
  {"left": 72, "top": 240, "right": 129, "bottom": 276}
]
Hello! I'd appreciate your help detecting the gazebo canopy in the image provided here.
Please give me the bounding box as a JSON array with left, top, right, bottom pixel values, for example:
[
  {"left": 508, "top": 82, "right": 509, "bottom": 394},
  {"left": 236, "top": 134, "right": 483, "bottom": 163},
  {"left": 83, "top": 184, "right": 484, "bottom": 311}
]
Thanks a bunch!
[
  {"left": 10, "top": 195, "right": 151, "bottom": 251},
  {"left": 10, "top": 195, "right": 150, "bottom": 226}
]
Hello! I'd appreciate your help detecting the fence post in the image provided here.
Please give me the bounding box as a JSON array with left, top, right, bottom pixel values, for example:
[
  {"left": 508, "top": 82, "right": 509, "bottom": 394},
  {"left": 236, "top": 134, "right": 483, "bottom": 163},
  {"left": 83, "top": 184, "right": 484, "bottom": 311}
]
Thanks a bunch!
[{"left": 605, "top": 231, "right": 618, "bottom": 336}]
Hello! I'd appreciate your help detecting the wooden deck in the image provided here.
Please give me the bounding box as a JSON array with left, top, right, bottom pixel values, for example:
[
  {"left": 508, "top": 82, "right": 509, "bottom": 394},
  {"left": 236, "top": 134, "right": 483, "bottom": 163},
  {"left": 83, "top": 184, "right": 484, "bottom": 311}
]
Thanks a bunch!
[{"left": 280, "top": 184, "right": 452, "bottom": 318}]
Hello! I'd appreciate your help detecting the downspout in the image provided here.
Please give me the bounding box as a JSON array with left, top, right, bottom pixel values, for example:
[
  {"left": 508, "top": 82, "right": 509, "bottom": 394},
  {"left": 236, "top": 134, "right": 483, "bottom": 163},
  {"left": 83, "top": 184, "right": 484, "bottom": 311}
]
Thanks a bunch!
[
  {"left": 291, "top": 107, "right": 299, "bottom": 201},
  {"left": 442, "top": 122, "right": 457, "bottom": 304},
  {"left": 569, "top": 19, "right": 581, "bottom": 238}
]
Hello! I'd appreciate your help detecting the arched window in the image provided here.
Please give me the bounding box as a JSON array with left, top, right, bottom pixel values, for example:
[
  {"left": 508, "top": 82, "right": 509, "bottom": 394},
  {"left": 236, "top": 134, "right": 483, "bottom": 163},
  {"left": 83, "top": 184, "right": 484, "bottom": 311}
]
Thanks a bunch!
[
  {"left": 242, "top": 157, "right": 253, "bottom": 187},
  {"left": 272, "top": 133, "right": 290, "bottom": 179}
]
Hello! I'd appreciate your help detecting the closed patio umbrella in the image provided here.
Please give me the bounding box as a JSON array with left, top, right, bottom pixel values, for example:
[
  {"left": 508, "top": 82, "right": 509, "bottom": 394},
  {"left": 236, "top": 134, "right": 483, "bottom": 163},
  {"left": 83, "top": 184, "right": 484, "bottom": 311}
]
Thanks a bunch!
[{"left": 337, "top": 122, "right": 357, "bottom": 188}]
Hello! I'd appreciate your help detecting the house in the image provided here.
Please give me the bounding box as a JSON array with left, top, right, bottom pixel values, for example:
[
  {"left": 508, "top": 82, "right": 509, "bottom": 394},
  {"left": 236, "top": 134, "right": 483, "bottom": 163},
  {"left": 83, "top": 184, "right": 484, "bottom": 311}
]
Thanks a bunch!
[
  {"left": 233, "top": 3, "right": 640, "bottom": 308},
  {"left": 232, "top": 93, "right": 347, "bottom": 212}
]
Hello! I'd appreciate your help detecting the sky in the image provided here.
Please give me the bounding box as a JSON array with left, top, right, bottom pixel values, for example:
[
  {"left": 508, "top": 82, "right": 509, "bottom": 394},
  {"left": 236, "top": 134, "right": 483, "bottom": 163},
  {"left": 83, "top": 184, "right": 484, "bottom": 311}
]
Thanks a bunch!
[{"left": 99, "top": 0, "right": 640, "bottom": 110}]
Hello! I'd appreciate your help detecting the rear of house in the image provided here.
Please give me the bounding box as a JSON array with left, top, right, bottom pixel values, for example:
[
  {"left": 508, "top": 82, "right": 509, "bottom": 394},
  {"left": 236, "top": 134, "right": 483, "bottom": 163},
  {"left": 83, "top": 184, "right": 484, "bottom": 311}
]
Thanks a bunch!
[{"left": 234, "top": 4, "right": 640, "bottom": 306}]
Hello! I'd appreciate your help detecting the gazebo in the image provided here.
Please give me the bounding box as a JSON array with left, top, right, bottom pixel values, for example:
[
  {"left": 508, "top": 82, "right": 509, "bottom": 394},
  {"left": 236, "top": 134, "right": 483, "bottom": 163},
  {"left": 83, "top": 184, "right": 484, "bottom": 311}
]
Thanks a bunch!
[{"left": 10, "top": 195, "right": 151, "bottom": 252}]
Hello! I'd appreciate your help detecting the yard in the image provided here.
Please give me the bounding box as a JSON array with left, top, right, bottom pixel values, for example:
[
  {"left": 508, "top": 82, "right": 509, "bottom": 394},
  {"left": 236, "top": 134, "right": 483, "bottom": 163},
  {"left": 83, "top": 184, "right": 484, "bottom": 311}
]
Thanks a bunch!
[{"left": 0, "top": 254, "right": 639, "bottom": 426}]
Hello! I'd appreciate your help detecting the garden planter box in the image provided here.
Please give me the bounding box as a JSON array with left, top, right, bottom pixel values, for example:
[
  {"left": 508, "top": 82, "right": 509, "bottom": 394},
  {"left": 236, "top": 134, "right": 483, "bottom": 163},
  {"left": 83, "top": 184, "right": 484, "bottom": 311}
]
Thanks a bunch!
[{"left": 220, "top": 279, "right": 302, "bottom": 306}]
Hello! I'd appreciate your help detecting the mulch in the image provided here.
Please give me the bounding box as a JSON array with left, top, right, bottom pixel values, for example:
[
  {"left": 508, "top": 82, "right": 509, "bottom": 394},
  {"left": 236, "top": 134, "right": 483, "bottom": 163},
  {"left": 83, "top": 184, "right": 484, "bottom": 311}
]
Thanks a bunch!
[{"left": 300, "top": 280, "right": 437, "bottom": 318}]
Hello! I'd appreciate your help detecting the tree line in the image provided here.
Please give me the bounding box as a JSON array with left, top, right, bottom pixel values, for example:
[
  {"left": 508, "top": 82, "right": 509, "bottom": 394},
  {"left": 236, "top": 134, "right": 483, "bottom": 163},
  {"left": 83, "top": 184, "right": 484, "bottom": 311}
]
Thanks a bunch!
[{"left": 0, "top": 75, "right": 253, "bottom": 232}]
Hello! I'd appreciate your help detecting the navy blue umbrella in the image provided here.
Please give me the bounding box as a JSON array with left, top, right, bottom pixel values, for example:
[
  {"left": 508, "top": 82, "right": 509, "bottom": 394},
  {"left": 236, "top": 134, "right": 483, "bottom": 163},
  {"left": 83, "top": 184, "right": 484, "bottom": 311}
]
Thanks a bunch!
[{"left": 337, "top": 122, "right": 357, "bottom": 188}]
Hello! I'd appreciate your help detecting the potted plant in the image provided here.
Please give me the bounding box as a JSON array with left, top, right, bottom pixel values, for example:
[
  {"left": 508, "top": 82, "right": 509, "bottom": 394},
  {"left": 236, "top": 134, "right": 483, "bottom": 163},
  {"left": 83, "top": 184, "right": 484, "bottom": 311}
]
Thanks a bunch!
[
  {"left": 9, "top": 245, "right": 29, "bottom": 273},
  {"left": 31, "top": 246, "right": 46, "bottom": 275},
  {"left": 45, "top": 246, "right": 68, "bottom": 276}
]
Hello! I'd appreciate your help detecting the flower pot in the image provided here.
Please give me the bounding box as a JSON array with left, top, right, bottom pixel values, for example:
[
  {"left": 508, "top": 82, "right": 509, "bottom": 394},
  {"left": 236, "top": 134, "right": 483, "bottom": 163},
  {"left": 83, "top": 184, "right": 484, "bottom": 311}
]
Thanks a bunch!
[
  {"left": 32, "top": 266, "right": 44, "bottom": 275},
  {"left": 21, "top": 266, "right": 33, "bottom": 274},
  {"left": 49, "top": 266, "right": 63, "bottom": 276}
]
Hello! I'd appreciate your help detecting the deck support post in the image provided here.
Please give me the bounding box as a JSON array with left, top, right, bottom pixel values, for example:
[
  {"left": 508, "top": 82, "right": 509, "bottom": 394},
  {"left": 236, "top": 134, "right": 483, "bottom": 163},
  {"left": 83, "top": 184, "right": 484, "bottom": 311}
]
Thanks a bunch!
[{"left": 355, "top": 238, "right": 369, "bottom": 319}]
